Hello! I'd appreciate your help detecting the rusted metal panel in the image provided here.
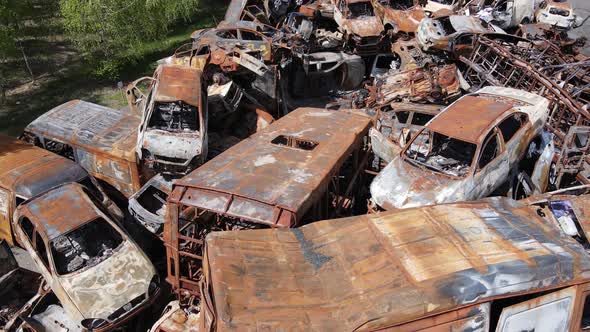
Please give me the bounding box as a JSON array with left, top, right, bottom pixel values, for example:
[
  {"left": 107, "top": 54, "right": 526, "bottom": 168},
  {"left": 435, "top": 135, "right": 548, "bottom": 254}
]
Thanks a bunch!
[
  {"left": 154, "top": 65, "right": 202, "bottom": 107},
  {"left": 201, "top": 197, "right": 590, "bottom": 331},
  {"left": 171, "top": 107, "right": 372, "bottom": 226}
]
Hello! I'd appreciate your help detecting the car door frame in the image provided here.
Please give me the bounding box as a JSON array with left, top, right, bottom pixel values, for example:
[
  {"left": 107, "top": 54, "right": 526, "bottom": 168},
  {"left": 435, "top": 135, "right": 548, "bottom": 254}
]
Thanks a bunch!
[{"left": 470, "top": 127, "right": 507, "bottom": 198}]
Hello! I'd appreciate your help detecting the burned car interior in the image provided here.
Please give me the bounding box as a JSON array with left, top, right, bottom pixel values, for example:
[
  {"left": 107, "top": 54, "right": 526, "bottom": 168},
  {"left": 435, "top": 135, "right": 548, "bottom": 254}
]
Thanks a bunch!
[{"left": 2, "top": 0, "right": 590, "bottom": 331}]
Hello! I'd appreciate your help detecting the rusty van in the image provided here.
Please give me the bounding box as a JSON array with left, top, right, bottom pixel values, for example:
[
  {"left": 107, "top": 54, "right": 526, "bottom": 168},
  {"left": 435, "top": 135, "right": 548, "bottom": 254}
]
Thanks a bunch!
[
  {"left": 20, "top": 100, "right": 144, "bottom": 199},
  {"left": 194, "top": 195, "right": 590, "bottom": 331}
]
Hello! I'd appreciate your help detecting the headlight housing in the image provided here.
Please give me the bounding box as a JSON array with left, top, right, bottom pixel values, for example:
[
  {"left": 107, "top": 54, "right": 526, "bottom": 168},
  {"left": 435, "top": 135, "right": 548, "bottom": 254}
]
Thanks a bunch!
[{"left": 81, "top": 318, "right": 108, "bottom": 330}]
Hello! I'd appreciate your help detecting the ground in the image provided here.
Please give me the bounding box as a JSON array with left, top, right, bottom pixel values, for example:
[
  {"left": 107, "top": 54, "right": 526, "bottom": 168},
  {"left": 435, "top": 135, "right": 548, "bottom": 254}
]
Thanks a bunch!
[{"left": 0, "top": 2, "right": 225, "bottom": 137}]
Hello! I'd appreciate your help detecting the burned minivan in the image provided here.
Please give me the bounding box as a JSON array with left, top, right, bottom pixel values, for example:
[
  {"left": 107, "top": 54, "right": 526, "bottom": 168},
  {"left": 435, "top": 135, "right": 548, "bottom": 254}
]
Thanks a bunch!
[
  {"left": 164, "top": 107, "right": 372, "bottom": 296},
  {"left": 0, "top": 134, "right": 121, "bottom": 245},
  {"left": 13, "top": 183, "right": 160, "bottom": 332},
  {"left": 371, "top": 86, "right": 550, "bottom": 210},
  {"left": 127, "top": 65, "right": 207, "bottom": 175},
  {"left": 195, "top": 196, "right": 590, "bottom": 331},
  {"left": 20, "top": 100, "right": 143, "bottom": 199}
]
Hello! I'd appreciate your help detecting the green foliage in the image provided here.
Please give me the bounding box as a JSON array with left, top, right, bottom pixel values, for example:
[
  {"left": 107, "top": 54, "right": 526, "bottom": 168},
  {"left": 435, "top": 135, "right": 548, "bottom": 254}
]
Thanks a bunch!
[
  {"left": 59, "top": 0, "right": 200, "bottom": 79},
  {"left": 0, "top": 0, "right": 33, "bottom": 58}
]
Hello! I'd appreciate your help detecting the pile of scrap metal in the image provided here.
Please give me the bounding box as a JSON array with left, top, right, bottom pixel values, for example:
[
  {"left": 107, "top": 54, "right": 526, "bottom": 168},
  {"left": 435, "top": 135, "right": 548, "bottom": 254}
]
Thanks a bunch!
[{"left": 3, "top": 0, "right": 590, "bottom": 330}]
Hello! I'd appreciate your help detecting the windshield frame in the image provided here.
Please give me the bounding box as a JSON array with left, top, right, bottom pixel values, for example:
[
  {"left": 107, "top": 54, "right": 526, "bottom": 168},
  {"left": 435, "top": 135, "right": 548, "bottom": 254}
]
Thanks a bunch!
[
  {"left": 49, "top": 216, "right": 126, "bottom": 277},
  {"left": 401, "top": 127, "right": 478, "bottom": 179}
]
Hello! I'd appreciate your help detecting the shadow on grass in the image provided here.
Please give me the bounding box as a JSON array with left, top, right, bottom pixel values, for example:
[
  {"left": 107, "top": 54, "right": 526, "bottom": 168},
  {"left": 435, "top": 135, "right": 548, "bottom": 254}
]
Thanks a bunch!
[{"left": 0, "top": 4, "right": 228, "bottom": 137}]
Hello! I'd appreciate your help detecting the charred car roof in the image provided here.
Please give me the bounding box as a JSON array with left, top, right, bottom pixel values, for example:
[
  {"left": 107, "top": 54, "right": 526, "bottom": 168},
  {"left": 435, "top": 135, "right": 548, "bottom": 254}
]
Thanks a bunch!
[
  {"left": 19, "top": 183, "right": 102, "bottom": 240},
  {"left": 171, "top": 108, "right": 372, "bottom": 227},
  {"left": 0, "top": 134, "right": 87, "bottom": 198},
  {"left": 203, "top": 197, "right": 590, "bottom": 331},
  {"left": 153, "top": 65, "right": 202, "bottom": 107},
  {"left": 427, "top": 87, "right": 545, "bottom": 144},
  {"left": 24, "top": 100, "right": 140, "bottom": 163}
]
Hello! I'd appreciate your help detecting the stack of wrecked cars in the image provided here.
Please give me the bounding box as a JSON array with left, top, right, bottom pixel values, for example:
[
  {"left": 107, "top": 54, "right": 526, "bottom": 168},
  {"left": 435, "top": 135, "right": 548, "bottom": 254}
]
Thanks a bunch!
[{"left": 1, "top": 0, "right": 590, "bottom": 330}]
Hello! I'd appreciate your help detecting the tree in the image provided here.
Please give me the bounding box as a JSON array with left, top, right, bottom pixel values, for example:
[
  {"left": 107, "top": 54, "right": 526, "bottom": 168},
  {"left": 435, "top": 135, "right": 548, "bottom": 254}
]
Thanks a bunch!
[
  {"left": 0, "top": 0, "right": 34, "bottom": 103},
  {"left": 59, "top": 0, "right": 200, "bottom": 79}
]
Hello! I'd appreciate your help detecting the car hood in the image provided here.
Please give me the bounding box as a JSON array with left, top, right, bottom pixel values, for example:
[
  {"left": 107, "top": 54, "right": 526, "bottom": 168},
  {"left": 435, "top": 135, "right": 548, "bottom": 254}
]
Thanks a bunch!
[
  {"left": 370, "top": 157, "right": 466, "bottom": 209},
  {"left": 142, "top": 129, "right": 203, "bottom": 160},
  {"left": 58, "top": 241, "right": 155, "bottom": 320},
  {"left": 345, "top": 16, "right": 383, "bottom": 37}
]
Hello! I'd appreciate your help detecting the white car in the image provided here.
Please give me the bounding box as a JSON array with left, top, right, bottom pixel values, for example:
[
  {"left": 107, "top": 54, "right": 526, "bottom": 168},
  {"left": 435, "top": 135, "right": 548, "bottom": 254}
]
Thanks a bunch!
[
  {"left": 13, "top": 183, "right": 160, "bottom": 331},
  {"left": 536, "top": 0, "right": 576, "bottom": 30},
  {"left": 370, "top": 86, "right": 550, "bottom": 210},
  {"left": 128, "top": 64, "right": 207, "bottom": 175}
]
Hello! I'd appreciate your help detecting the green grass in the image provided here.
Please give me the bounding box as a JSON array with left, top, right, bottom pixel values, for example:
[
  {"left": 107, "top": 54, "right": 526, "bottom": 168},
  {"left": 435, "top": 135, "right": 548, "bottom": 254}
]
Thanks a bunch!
[{"left": 0, "top": 4, "right": 226, "bottom": 137}]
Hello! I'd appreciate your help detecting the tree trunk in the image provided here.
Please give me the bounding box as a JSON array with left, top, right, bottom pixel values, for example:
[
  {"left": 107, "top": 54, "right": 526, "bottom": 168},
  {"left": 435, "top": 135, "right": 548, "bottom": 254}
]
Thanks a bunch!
[{"left": 20, "top": 45, "right": 35, "bottom": 83}]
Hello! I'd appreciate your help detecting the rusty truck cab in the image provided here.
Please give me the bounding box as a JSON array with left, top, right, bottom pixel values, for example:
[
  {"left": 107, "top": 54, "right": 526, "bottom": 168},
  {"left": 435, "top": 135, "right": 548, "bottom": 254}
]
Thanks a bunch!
[
  {"left": 197, "top": 196, "right": 590, "bottom": 331},
  {"left": 20, "top": 100, "right": 143, "bottom": 200},
  {"left": 0, "top": 134, "right": 118, "bottom": 245},
  {"left": 163, "top": 107, "right": 372, "bottom": 297}
]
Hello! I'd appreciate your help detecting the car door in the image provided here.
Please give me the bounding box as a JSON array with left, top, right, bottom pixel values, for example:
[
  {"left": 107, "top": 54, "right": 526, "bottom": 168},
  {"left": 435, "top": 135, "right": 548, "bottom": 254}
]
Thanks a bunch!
[
  {"left": 470, "top": 128, "right": 508, "bottom": 199},
  {"left": 0, "top": 187, "right": 13, "bottom": 245},
  {"left": 497, "top": 112, "right": 531, "bottom": 170}
]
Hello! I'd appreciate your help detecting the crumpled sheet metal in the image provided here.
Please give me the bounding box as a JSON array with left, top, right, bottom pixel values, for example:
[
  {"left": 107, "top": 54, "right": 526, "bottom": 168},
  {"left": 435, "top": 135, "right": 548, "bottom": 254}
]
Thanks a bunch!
[
  {"left": 374, "top": 64, "right": 463, "bottom": 105},
  {"left": 201, "top": 196, "right": 590, "bottom": 331}
]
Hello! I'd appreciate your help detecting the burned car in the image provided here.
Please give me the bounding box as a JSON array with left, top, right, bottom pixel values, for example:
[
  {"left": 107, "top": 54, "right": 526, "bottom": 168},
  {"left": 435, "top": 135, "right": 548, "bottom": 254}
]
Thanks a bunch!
[
  {"left": 333, "top": 0, "right": 385, "bottom": 55},
  {"left": 416, "top": 15, "right": 502, "bottom": 52},
  {"left": 372, "top": 0, "right": 426, "bottom": 37},
  {"left": 128, "top": 65, "right": 207, "bottom": 175},
  {"left": 13, "top": 183, "right": 160, "bottom": 331},
  {"left": 536, "top": 0, "right": 576, "bottom": 30},
  {"left": 484, "top": 0, "right": 537, "bottom": 29},
  {"left": 0, "top": 134, "right": 121, "bottom": 245},
  {"left": 195, "top": 196, "right": 590, "bottom": 331},
  {"left": 423, "top": 0, "right": 466, "bottom": 13},
  {"left": 128, "top": 174, "right": 173, "bottom": 238},
  {"left": 370, "top": 86, "right": 550, "bottom": 210}
]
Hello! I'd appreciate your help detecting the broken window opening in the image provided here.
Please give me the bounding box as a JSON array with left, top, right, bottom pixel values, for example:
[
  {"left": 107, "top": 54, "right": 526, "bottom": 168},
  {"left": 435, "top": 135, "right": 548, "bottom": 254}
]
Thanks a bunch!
[
  {"left": 438, "top": 17, "right": 457, "bottom": 35},
  {"left": 405, "top": 129, "right": 476, "bottom": 177},
  {"left": 138, "top": 185, "right": 168, "bottom": 216},
  {"left": 19, "top": 217, "right": 34, "bottom": 242},
  {"left": 348, "top": 2, "right": 375, "bottom": 18},
  {"left": 149, "top": 102, "right": 199, "bottom": 132},
  {"left": 411, "top": 113, "right": 435, "bottom": 126},
  {"left": 271, "top": 135, "right": 319, "bottom": 151},
  {"left": 50, "top": 218, "right": 123, "bottom": 275},
  {"left": 35, "top": 232, "right": 50, "bottom": 270},
  {"left": 498, "top": 113, "right": 526, "bottom": 143},
  {"left": 240, "top": 30, "right": 263, "bottom": 41},
  {"left": 478, "top": 131, "right": 500, "bottom": 170},
  {"left": 395, "top": 111, "right": 410, "bottom": 124},
  {"left": 43, "top": 139, "right": 74, "bottom": 160},
  {"left": 549, "top": 7, "right": 570, "bottom": 17},
  {"left": 217, "top": 29, "right": 238, "bottom": 39}
]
